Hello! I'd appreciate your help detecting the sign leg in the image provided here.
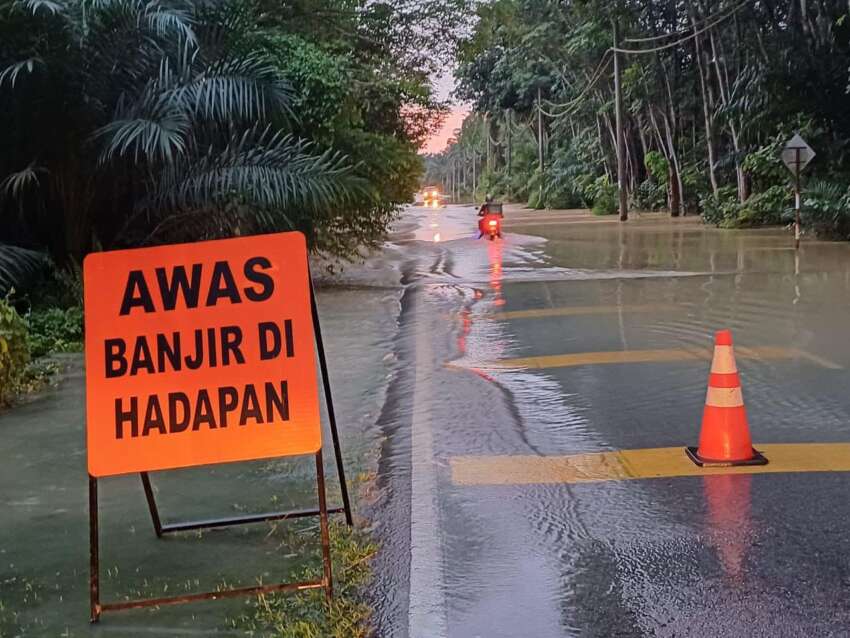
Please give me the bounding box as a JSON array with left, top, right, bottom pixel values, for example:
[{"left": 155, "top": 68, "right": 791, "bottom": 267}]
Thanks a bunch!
[
  {"left": 309, "top": 277, "right": 353, "bottom": 526},
  {"left": 140, "top": 473, "right": 164, "bottom": 537},
  {"left": 89, "top": 475, "right": 101, "bottom": 623},
  {"left": 316, "top": 452, "right": 334, "bottom": 603}
]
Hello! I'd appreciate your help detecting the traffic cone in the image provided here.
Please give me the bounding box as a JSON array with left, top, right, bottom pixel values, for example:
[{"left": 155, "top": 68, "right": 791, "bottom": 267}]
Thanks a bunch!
[{"left": 686, "top": 330, "right": 768, "bottom": 467}]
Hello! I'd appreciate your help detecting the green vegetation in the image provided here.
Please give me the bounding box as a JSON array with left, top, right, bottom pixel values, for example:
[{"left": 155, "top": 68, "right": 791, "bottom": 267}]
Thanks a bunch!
[
  {"left": 425, "top": 0, "right": 850, "bottom": 239},
  {"left": 0, "top": 0, "right": 469, "bottom": 400},
  {"left": 0, "top": 296, "right": 29, "bottom": 406},
  {"left": 26, "top": 306, "right": 83, "bottom": 358},
  {"left": 233, "top": 521, "right": 377, "bottom": 638},
  {"left": 0, "top": 293, "right": 80, "bottom": 407},
  {"left": 0, "top": 0, "right": 468, "bottom": 293}
]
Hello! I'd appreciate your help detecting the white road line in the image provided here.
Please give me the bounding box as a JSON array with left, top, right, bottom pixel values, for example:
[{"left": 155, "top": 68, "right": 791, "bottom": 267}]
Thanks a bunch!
[{"left": 408, "top": 289, "right": 449, "bottom": 638}]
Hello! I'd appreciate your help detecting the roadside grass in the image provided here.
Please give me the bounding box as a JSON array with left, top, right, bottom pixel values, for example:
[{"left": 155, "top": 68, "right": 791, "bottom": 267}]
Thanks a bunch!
[{"left": 231, "top": 521, "right": 377, "bottom": 637}]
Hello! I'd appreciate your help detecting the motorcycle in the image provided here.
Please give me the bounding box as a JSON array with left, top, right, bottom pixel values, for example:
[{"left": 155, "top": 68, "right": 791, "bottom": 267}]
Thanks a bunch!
[{"left": 478, "top": 202, "right": 503, "bottom": 241}]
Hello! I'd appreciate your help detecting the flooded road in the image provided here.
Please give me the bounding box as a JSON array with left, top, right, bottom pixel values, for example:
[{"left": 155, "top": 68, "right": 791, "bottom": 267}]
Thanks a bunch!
[
  {"left": 3, "top": 203, "right": 850, "bottom": 636},
  {"left": 373, "top": 204, "right": 850, "bottom": 637},
  {"left": 0, "top": 287, "right": 401, "bottom": 636}
]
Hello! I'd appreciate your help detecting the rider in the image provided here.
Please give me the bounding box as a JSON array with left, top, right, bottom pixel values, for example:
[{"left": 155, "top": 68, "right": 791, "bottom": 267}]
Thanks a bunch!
[
  {"left": 478, "top": 193, "right": 496, "bottom": 217},
  {"left": 477, "top": 193, "right": 503, "bottom": 238}
]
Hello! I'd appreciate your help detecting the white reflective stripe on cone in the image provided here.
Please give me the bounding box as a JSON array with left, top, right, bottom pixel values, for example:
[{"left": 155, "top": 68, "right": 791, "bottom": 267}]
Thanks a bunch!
[
  {"left": 705, "top": 386, "right": 744, "bottom": 408},
  {"left": 710, "top": 345, "right": 738, "bottom": 374}
]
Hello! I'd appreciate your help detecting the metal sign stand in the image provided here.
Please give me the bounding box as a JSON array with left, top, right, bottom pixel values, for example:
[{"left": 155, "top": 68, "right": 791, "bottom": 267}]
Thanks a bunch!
[
  {"left": 781, "top": 134, "right": 815, "bottom": 251},
  {"left": 790, "top": 146, "right": 803, "bottom": 250},
  {"left": 89, "top": 279, "right": 352, "bottom": 623}
]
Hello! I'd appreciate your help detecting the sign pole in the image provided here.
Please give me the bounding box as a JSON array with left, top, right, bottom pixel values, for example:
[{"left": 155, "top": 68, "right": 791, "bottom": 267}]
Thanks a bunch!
[
  {"left": 315, "top": 451, "right": 333, "bottom": 603},
  {"left": 89, "top": 476, "right": 100, "bottom": 623},
  {"left": 309, "top": 276, "right": 354, "bottom": 526},
  {"left": 781, "top": 134, "right": 814, "bottom": 250},
  {"left": 794, "top": 148, "right": 801, "bottom": 250}
]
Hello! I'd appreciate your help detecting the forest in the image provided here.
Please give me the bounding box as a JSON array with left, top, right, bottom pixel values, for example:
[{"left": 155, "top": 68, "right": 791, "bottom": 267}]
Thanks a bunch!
[
  {"left": 424, "top": 0, "right": 850, "bottom": 237},
  {"left": 0, "top": 0, "right": 466, "bottom": 404}
]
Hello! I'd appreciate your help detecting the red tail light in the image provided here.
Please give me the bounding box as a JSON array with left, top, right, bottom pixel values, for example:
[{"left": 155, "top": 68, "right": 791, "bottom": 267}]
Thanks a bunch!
[{"left": 488, "top": 220, "right": 498, "bottom": 227}]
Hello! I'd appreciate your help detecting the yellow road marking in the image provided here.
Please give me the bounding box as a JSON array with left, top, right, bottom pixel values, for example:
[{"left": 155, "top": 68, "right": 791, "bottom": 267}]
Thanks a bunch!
[
  {"left": 474, "top": 346, "right": 841, "bottom": 370},
  {"left": 491, "top": 304, "right": 677, "bottom": 320},
  {"left": 451, "top": 443, "right": 850, "bottom": 486}
]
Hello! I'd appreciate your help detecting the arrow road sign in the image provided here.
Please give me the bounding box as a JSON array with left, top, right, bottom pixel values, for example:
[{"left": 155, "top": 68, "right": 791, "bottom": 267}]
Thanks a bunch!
[{"left": 781, "top": 134, "right": 815, "bottom": 174}]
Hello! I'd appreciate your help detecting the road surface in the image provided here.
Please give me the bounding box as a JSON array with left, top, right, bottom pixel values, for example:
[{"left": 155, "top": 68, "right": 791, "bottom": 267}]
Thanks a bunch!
[{"left": 371, "top": 203, "right": 850, "bottom": 637}]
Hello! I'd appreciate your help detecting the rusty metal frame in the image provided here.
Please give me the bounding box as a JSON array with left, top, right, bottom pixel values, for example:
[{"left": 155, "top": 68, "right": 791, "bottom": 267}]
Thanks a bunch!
[
  {"left": 88, "top": 279, "right": 349, "bottom": 622},
  {"left": 137, "top": 280, "right": 352, "bottom": 536},
  {"left": 89, "top": 451, "right": 333, "bottom": 622}
]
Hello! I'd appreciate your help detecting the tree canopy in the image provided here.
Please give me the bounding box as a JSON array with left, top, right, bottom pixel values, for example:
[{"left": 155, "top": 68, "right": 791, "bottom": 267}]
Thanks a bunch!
[
  {"left": 0, "top": 0, "right": 468, "bottom": 291},
  {"left": 431, "top": 0, "right": 850, "bottom": 232}
]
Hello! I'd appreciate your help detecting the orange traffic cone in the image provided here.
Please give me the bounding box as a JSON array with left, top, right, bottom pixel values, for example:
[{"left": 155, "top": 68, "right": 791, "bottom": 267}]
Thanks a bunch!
[{"left": 686, "top": 330, "right": 768, "bottom": 467}]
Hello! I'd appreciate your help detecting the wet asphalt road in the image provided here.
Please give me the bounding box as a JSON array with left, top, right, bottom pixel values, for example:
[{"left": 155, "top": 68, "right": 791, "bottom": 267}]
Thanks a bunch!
[
  {"left": 3, "top": 203, "right": 850, "bottom": 637},
  {"left": 375, "top": 204, "right": 850, "bottom": 637}
]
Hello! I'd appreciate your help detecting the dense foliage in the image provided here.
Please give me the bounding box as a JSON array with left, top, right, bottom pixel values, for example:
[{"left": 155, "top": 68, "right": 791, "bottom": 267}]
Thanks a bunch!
[
  {"left": 0, "top": 296, "right": 29, "bottom": 406},
  {"left": 0, "top": 0, "right": 465, "bottom": 293},
  {"left": 427, "top": 0, "right": 850, "bottom": 233}
]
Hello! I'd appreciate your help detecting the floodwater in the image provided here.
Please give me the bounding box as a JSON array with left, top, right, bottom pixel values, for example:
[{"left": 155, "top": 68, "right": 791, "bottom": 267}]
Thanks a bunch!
[
  {"left": 4, "top": 204, "right": 850, "bottom": 636},
  {"left": 0, "top": 288, "right": 401, "bottom": 636},
  {"left": 371, "top": 205, "right": 850, "bottom": 637}
]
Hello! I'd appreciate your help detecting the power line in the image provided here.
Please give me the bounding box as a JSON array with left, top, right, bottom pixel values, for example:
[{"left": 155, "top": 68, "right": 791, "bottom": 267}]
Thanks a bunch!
[
  {"left": 538, "top": 53, "right": 613, "bottom": 119},
  {"left": 612, "top": 0, "right": 748, "bottom": 54},
  {"left": 623, "top": 0, "right": 749, "bottom": 43}
]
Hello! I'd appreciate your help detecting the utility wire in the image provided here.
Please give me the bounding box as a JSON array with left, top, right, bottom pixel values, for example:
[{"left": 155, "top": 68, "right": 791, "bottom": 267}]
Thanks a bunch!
[
  {"left": 535, "top": 1, "right": 742, "bottom": 119},
  {"left": 613, "top": 0, "right": 747, "bottom": 54},
  {"left": 542, "top": 50, "right": 612, "bottom": 112},
  {"left": 623, "top": 0, "right": 749, "bottom": 43},
  {"left": 464, "top": 1, "right": 746, "bottom": 143},
  {"left": 538, "top": 54, "right": 613, "bottom": 119}
]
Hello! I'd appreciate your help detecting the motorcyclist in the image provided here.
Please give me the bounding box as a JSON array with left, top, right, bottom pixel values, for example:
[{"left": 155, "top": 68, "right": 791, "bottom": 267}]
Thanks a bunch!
[
  {"left": 477, "top": 194, "right": 503, "bottom": 239},
  {"left": 477, "top": 194, "right": 497, "bottom": 217}
]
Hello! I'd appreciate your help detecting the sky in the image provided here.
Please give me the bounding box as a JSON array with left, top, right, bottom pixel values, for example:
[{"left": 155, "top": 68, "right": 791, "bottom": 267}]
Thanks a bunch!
[{"left": 422, "top": 72, "right": 469, "bottom": 155}]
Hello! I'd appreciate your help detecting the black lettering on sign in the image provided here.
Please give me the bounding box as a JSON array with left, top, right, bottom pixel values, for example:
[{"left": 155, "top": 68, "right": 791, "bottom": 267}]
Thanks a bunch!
[
  {"left": 218, "top": 386, "right": 239, "bottom": 427},
  {"left": 157, "top": 332, "right": 181, "bottom": 372},
  {"left": 105, "top": 338, "right": 127, "bottom": 378},
  {"left": 258, "top": 322, "right": 281, "bottom": 360},
  {"left": 206, "top": 261, "right": 241, "bottom": 307},
  {"left": 243, "top": 257, "right": 274, "bottom": 302},
  {"left": 206, "top": 327, "right": 218, "bottom": 368},
  {"left": 192, "top": 389, "right": 217, "bottom": 430},
  {"left": 240, "top": 384, "right": 263, "bottom": 425},
  {"left": 115, "top": 396, "right": 138, "bottom": 439},
  {"left": 265, "top": 381, "right": 289, "bottom": 421},
  {"left": 120, "top": 270, "right": 155, "bottom": 315},
  {"left": 130, "top": 337, "right": 155, "bottom": 375},
  {"left": 184, "top": 330, "right": 204, "bottom": 370},
  {"left": 156, "top": 264, "right": 203, "bottom": 310},
  {"left": 284, "top": 320, "right": 294, "bottom": 358},
  {"left": 113, "top": 383, "right": 292, "bottom": 439},
  {"left": 169, "top": 392, "right": 191, "bottom": 433},
  {"left": 221, "top": 326, "right": 245, "bottom": 365},
  {"left": 143, "top": 395, "right": 166, "bottom": 436}
]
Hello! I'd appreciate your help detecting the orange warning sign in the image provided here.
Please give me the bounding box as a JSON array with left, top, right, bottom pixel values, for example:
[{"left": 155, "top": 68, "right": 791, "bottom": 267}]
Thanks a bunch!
[{"left": 83, "top": 232, "right": 321, "bottom": 477}]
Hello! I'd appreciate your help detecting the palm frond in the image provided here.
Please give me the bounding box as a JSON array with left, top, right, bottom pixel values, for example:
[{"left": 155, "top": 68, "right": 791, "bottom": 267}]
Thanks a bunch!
[
  {"left": 18, "top": 0, "right": 65, "bottom": 15},
  {"left": 0, "top": 244, "right": 46, "bottom": 295},
  {"left": 140, "top": 3, "right": 196, "bottom": 46},
  {"left": 0, "top": 57, "right": 44, "bottom": 88},
  {"left": 146, "top": 127, "right": 358, "bottom": 214},
  {"left": 94, "top": 82, "right": 191, "bottom": 163},
  {"left": 171, "top": 55, "right": 293, "bottom": 122},
  {"left": 0, "top": 163, "right": 46, "bottom": 199}
]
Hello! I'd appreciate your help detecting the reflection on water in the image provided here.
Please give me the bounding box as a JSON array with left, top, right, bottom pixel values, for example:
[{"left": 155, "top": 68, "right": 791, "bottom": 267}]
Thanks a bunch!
[
  {"left": 395, "top": 206, "right": 850, "bottom": 636},
  {"left": 488, "top": 238, "right": 505, "bottom": 307},
  {"left": 704, "top": 474, "right": 753, "bottom": 582}
]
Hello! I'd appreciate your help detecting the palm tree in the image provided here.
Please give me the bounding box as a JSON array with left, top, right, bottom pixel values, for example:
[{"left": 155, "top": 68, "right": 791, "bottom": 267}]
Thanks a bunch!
[{"left": 0, "top": 0, "right": 358, "bottom": 288}]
